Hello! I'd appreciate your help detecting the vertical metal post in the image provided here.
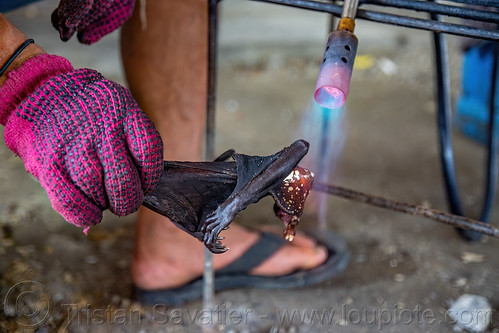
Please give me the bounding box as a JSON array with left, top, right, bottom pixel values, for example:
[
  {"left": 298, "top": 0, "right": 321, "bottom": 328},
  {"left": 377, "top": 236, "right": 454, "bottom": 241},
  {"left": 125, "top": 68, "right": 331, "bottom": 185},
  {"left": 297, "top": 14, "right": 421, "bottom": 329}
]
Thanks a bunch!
[
  {"left": 341, "top": 0, "right": 359, "bottom": 19},
  {"left": 206, "top": 0, "right": 218, "bottom": 161},
  {"left": 203, "top": 0, "right": 219, "bottom": 324},
  {"left": 481, "top": 44, "right": 499, "bottom": 223},
  {"left": 432, "top": 10, "right": 462, "bottom": 216},
  {"left": 329, "top": 0, "right": 338, "bottom": 31}
]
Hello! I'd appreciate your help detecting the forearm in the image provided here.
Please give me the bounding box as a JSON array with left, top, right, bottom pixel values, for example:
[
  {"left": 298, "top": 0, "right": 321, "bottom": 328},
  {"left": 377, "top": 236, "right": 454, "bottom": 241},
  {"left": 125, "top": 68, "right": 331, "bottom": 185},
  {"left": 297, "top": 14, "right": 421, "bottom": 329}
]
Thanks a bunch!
[{"left": 0, "top": 13, "right": 45, "bottom": 86}]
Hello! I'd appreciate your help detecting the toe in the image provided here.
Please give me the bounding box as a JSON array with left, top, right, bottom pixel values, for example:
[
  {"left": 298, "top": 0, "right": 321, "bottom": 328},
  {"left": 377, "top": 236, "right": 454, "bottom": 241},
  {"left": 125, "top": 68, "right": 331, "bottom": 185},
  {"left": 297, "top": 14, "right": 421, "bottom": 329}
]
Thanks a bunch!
[
  {"left": 249, "top": 242, "right": 328, "bottom": 276},
  {"left": 301, "top": 244, "right": 328, "bottom": 270}
]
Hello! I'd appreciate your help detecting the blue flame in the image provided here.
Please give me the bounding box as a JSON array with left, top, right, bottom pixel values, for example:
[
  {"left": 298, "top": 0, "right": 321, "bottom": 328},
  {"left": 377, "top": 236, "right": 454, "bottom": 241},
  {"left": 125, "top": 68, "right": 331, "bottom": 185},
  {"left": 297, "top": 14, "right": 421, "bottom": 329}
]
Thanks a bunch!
[{"left": 296, "top": 99, "right": 347, "bottom": 228}]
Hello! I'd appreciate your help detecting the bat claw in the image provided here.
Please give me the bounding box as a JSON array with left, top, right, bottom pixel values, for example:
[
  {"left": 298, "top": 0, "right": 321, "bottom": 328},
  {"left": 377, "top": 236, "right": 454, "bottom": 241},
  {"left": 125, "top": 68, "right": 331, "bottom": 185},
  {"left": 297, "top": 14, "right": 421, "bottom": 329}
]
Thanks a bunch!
[
  {"left": 217, "top": 244, "right": 229, "bottom": 253},
  {"left": 201, "top": 204, "right": 236, "bottom": 253},
  {"left": 206, "top": 240, "right": 228, "bottom": 254}
]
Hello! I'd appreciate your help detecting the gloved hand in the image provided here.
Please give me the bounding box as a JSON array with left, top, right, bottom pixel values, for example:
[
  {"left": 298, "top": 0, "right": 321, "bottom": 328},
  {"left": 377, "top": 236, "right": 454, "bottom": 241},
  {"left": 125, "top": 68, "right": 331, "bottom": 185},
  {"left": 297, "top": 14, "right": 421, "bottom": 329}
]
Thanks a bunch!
[
  {"left": 52, "top": 0, "right": 135, "bottom": 44},
  {"left": 0, "top": 54, "right": 163, "bottom": 229}
]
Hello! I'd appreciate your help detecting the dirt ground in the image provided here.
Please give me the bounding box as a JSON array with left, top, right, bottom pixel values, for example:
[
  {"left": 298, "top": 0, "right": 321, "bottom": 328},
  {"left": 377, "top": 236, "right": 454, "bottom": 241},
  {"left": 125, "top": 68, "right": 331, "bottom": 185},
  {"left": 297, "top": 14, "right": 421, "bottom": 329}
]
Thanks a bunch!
[{"left": 1, "top": 1, "right": 498, "bottom": 332}]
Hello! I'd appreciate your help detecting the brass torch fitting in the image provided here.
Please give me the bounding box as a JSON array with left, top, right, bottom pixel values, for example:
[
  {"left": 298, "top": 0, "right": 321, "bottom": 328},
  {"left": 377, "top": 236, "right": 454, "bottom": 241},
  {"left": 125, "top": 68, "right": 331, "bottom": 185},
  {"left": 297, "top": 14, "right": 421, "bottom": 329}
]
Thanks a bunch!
[{"left": 337, "top": 17, "right": 356, "bottom": 33}]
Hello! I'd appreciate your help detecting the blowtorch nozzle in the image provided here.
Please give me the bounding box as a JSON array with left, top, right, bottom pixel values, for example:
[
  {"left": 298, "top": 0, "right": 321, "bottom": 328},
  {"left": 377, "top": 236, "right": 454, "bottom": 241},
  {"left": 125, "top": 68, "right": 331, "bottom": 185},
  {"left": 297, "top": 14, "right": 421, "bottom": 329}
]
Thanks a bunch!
[{"left": 314, "top": 27, "right": 358, "bottom": 109}]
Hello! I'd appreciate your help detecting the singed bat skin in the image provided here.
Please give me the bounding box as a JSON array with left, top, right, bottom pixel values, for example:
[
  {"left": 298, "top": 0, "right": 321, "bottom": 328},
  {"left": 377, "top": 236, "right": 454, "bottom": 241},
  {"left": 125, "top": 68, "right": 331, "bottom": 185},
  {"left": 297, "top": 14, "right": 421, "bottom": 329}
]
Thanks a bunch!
[{"left": 143, "top": 140, "right": 313, "bottom": 253}]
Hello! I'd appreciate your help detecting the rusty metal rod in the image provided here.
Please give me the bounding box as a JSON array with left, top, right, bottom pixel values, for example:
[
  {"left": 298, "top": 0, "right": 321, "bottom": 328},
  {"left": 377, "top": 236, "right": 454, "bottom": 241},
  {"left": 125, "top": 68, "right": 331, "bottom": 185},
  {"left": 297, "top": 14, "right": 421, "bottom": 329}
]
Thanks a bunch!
[{"left": 313, "top": 182, "right": 499, "bottom": 238}]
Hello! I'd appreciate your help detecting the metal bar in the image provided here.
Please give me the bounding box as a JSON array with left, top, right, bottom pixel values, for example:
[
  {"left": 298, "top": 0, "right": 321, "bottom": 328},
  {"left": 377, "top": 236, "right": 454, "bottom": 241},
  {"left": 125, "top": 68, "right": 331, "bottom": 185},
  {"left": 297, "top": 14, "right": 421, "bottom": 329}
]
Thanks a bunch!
[
  {"left": 432, "top": 9, "right": 464, "bottom": 219},
  {"left": 329, "top": 0, "right": 338, "bottom": 31},
  {"left": 251, "top": 0, "right": 342, "bottom": 15},
  {"left": 480, "top": 43, "right": 499, "bottom": 222},
  {"left": 342, "top": 0, "right": 360, "bottom": 18},
  {"left": 363, "top": 0, "right": 499, "bottom": 23},
  {"left": 205, "top": 0, "right": 218, "bottom": 161},
  {"left": 250, "top": 0, "right": 499, "bottom": 40},
  {"left": 313, "top": 182, "right": 499, "bottom": 238},
  {"left": 202, "top": 248, "right": 214, "bottom": 309},
  {"left": 443, "top": 0, "right": 499, "bottom": 8},
  {"left": 203, "top": 0, "right": 219, "bottom": 322},
  {"left": 430, "top": 2, "right": 497, "bottom": 241},
  {"left": 357, "top": 7, "right": 498, "bottom": 40},
  {"left": 431, "top": 6, "right": 474, "bottom": 239}
]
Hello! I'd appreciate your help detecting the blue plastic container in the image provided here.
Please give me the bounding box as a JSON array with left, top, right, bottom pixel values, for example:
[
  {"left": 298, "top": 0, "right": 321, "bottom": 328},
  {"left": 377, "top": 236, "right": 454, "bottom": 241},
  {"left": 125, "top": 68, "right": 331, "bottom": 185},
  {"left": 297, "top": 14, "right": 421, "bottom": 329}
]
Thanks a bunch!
[
  {"left": 455, "top": 42, "right": 499, "bottom": 145},
  {"left": 0, "top": 0, "right": 40, "bottom": 12}
]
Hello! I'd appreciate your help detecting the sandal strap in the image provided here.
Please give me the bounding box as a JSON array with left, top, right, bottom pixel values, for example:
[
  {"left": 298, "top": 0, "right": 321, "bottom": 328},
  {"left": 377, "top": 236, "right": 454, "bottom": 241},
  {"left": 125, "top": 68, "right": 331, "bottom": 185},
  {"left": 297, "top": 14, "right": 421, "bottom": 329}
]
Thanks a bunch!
[{"left": 217, "top": 232, "right": 286, "bottom": 275}]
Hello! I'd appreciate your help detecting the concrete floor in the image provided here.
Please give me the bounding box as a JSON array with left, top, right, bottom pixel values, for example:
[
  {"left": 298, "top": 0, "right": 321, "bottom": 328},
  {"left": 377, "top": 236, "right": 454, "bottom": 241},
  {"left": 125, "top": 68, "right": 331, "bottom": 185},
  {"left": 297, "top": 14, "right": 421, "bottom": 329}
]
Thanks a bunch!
[{"left": 1, "top": 1, "right": 498, "bottom": 332}]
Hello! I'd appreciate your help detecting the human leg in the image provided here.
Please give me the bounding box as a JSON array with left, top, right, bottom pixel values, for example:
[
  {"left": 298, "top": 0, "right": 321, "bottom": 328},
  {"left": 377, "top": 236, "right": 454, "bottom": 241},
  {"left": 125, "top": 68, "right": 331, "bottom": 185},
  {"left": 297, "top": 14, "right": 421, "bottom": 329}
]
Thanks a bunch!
[{"left": 120, "top": 0, "right": 327, "bottom": 291}]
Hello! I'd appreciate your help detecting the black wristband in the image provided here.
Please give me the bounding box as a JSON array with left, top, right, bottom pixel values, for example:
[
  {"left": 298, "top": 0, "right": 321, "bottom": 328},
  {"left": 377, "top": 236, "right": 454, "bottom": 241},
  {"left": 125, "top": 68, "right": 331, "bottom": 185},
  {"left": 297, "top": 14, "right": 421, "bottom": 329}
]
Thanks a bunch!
[{"left": 0, "top": 39, "right": 35, "bottom": 77}]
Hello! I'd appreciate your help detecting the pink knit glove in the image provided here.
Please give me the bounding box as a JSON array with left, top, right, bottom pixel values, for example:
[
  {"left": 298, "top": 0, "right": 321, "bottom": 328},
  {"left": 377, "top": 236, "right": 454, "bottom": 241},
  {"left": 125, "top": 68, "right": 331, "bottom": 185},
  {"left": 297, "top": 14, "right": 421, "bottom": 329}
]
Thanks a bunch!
[
  {"left": 52, "top": 0, "right": 135, "bottom": 44},
  {"left": 0, "top": 54, "right": 163, "bottom": 229}
]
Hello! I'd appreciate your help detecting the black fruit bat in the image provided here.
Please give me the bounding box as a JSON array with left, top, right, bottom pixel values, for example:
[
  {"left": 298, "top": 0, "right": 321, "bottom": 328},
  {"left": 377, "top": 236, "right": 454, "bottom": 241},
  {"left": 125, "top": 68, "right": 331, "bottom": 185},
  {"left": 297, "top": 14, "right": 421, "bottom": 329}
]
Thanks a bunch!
[{"left": 142, "top": 140, "right": 314, "bottom": 253}]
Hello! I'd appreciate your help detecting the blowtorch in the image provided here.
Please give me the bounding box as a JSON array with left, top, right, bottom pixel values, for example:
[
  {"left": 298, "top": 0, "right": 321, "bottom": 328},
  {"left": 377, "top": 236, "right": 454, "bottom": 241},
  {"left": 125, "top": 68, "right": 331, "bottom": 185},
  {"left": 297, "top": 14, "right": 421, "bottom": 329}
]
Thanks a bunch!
[{"left": 314, "top": 0, "right": 359, "bottom": 109}]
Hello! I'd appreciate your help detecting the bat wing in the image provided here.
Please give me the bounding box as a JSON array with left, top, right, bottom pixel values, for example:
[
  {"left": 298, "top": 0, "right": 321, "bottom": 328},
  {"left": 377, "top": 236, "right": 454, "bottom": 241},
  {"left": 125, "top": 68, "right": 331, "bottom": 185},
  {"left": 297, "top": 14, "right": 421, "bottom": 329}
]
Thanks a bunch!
[{"left": 142, "top": 161, "right": 237, "bottom": 240}]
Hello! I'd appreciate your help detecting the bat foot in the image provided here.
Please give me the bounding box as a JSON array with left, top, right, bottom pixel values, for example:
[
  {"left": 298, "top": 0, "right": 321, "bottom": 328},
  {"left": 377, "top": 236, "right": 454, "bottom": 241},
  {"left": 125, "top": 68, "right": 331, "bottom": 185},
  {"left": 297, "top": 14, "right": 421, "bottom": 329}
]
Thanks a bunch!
[
  {"left": 201, "top": 206, "right": 235, "bottom": 253},
  {"left": 205, "top": 238, "right": 229, "bottom": 253},
  {"left": 211, "top": 242, "right": 229, "bottom": 254},
  {"left": 204, "top": 233, "right": 230, "bottom": 253}
]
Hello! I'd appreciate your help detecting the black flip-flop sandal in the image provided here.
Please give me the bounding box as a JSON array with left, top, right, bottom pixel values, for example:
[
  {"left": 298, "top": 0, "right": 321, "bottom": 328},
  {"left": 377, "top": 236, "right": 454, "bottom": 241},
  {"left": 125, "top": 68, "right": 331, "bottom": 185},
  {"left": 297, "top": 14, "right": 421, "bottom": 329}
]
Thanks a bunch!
[{"left": 132, "top": 230, "right": 349, "bottom": 306}]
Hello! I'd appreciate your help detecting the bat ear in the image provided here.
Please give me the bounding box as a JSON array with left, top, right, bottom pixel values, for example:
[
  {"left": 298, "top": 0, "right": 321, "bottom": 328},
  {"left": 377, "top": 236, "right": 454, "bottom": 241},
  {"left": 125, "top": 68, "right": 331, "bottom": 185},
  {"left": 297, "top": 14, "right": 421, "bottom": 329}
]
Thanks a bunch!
[{"left": 213, "top": 149, "right": 236, "bottom": 162}]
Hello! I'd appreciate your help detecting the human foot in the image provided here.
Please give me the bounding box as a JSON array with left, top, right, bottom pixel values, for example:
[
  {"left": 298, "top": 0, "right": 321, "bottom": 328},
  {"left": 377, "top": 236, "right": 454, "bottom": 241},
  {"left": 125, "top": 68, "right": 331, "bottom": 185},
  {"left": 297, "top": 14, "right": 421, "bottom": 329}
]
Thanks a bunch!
[{"left": 132, "top": 207, "right": 328, "bottom": 290}]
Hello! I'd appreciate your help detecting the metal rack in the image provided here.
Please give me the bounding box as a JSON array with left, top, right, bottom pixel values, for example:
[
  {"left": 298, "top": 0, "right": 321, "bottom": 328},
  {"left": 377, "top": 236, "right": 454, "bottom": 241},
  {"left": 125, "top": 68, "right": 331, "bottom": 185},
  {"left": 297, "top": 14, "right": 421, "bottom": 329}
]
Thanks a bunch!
[
  {"left": 203, "top": 0, "right": 499, "bottom": 309},
  {"left": 250, "top": 0, "right": 499, "bottom": 39}
]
